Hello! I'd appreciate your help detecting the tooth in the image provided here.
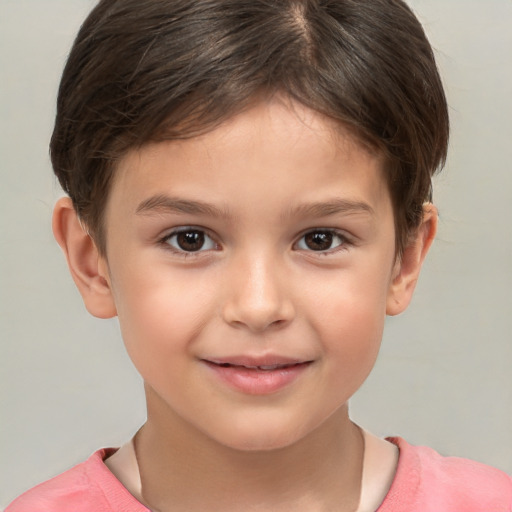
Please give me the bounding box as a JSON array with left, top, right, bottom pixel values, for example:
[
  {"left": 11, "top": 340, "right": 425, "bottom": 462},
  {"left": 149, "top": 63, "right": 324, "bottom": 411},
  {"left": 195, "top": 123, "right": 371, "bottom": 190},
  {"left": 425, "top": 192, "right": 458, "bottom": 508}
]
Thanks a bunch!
[{"left": 238, "top": 364, "right": 295, "bottom": 370}]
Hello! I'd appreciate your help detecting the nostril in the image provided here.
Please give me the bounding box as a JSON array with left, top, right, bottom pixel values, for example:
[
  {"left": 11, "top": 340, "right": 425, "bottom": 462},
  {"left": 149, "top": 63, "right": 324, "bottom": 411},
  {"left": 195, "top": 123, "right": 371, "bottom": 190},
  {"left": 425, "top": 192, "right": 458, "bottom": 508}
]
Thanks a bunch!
[{"left": 221, "top": 272, "right": 295, "bottom": 332}]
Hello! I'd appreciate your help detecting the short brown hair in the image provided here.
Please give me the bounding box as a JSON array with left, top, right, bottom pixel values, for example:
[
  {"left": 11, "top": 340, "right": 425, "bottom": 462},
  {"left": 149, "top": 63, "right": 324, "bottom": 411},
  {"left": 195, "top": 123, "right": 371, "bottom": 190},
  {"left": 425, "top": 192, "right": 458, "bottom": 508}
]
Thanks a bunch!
[{"left": 50, "top": 0, "right": 449, "bottom": 256}]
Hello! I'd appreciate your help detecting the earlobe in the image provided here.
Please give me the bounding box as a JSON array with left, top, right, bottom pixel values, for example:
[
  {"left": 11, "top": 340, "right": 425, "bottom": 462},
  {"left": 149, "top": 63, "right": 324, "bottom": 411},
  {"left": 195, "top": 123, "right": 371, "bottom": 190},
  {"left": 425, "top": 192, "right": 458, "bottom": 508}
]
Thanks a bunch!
[
  {"left": 52, "top": 197, "right": 117, "bottom": 319},
  {"left": 386, "top": 204, "right": 438, "bottom": 316}
]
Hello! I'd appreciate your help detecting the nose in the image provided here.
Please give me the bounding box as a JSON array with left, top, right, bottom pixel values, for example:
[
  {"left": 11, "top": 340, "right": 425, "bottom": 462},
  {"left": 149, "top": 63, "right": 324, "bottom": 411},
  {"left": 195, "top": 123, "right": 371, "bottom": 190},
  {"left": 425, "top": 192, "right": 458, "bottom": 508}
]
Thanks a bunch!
[{"left": 222, "top": 252, "right": 295, "bottom": 333}]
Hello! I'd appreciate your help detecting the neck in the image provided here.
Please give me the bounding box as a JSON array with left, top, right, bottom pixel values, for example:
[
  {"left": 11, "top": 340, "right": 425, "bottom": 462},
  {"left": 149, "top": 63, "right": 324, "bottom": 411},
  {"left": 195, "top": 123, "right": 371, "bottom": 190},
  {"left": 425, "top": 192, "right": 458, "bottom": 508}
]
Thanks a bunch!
[{"left": 134, "top": 389, "right": 364, "bottom": 512}]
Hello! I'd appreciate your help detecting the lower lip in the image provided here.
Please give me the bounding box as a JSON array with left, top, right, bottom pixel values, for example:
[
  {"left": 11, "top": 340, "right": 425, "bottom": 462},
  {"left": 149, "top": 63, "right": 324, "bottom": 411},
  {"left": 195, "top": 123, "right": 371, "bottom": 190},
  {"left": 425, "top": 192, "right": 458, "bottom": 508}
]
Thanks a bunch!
[{"left": 203, "top": 361, "right": 311, "bottom": 395}]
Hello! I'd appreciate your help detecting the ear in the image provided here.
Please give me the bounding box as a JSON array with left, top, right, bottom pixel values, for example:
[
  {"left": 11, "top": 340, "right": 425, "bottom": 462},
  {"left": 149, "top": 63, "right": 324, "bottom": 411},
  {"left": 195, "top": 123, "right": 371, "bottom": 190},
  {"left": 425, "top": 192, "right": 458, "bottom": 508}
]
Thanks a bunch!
[
  {"left": 52, "top": 197, "right": 117, "bottom": 319},
  {"left": 386, "top": 204, "right": 438, "bottom": 316}
]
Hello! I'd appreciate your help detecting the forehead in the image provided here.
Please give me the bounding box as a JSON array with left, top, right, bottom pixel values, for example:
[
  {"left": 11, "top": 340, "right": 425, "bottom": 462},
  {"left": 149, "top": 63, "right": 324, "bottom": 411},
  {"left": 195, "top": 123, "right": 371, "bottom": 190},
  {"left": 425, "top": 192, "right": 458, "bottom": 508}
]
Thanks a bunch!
[{"left": 107, "top": 97, "right": 390, "bottom": 221}]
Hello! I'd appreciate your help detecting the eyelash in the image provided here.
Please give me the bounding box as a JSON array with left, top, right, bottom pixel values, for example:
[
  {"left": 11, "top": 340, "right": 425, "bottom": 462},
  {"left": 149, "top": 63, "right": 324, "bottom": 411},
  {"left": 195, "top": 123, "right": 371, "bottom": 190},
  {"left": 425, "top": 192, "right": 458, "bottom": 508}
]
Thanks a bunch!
[
  {"left": 158, "top": 227, "right": 352, "bottom": 256},
  {"left": 159, "top": 227, "right": 219, "bottom": 256},
  {"left": 295, "top": 229, "right": 351, "bottom": 255}
]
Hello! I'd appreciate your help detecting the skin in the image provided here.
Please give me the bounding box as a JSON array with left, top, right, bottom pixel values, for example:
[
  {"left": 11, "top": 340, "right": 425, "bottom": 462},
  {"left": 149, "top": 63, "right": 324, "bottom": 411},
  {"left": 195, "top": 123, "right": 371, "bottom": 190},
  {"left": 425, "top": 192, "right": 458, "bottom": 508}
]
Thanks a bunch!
[{"left": 53, "top": 97, "right": 436, "bottom": 511}]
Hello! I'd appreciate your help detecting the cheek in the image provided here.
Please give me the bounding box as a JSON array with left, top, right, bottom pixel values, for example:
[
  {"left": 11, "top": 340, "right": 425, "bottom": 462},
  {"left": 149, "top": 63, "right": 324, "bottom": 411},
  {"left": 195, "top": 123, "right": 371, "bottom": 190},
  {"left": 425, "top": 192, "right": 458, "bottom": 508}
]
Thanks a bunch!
[
  {"left": 308, "top": 266, "right": 389, "bottom": 328},
  {"left": 305, "top": 266, "right": 390, "bottom": 370},
  {"left": 321, "top": 301, "right": 384, "bottom": 403},
  {"left": 110, "top": 268, "right": 212, "bottom": 373},
  {"left": 325, "top": 303, "right": 384, "bottom": 377}
]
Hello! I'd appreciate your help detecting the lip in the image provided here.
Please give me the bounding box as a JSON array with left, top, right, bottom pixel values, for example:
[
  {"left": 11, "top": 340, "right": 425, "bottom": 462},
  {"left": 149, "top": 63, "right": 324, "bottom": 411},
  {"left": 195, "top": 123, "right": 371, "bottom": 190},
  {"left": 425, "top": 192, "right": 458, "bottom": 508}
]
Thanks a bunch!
[{"left": 201, "top": 355, "right": 313, "bottom": 395}]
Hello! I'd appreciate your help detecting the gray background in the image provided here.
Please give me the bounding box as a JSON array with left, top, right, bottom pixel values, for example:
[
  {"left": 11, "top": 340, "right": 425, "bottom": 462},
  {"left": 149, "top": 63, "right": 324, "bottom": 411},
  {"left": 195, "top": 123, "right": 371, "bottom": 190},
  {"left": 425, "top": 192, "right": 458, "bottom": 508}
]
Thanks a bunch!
[{"left": 1, "top": 0, "right": 511, "bottom": 506}]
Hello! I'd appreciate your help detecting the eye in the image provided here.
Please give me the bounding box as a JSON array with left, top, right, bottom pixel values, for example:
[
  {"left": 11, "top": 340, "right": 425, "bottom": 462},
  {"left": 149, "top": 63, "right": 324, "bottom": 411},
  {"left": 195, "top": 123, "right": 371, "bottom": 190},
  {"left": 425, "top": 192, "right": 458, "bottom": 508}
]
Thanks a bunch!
[
  {"left": 296, "top": 230, "right": 347, "bottom": 252},
  {"left": 163, "top": 228, "right": 217, "bottom": 253}
]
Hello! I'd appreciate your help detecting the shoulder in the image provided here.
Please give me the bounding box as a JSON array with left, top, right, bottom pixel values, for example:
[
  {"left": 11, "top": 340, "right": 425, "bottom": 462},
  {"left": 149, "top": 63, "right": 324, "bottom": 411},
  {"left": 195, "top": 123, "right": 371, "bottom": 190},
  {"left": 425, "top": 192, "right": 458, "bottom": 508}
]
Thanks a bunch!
[
  {"left": 5, "top": 448, "right": 147, "bottom": 512},
  {"left": 378, "top": 437, "right": 512, "bottom": 512}
]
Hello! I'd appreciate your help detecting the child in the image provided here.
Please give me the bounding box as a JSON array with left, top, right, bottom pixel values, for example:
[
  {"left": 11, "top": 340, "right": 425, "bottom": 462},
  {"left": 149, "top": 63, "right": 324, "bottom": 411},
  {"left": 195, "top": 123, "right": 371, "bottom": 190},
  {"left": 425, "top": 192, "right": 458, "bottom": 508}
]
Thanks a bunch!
[{"left": 6, "top": 0, "right": 511, "bottom": 510}]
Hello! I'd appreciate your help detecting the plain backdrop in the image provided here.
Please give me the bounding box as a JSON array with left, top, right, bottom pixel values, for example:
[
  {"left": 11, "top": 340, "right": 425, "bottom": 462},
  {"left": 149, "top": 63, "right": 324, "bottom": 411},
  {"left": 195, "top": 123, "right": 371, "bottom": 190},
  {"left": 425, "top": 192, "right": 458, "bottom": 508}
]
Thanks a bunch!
[{"left": 1, "top": 0, "right": 511, "bottom": 506}]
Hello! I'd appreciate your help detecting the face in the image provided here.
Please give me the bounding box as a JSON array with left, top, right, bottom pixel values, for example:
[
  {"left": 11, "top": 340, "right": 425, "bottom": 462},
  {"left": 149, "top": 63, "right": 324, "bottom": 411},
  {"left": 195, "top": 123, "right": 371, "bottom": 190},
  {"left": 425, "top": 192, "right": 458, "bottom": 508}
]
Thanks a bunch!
[{"left": 100, "top": 98, "right": 399, "bottom": 451}]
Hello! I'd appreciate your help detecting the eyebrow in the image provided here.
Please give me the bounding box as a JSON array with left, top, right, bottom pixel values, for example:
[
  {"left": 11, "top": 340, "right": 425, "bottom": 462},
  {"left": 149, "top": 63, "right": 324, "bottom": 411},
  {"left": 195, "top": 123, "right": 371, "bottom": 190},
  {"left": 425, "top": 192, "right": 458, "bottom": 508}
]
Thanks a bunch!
[
  {"left": 135, "top": 195, "right": 374, "bottom": 220},
  {"left": 285, "top": 198, "right": 375, "bottom": 220},
  {"left": 135, "top": 195, "right": 229, "bottom": 218}
]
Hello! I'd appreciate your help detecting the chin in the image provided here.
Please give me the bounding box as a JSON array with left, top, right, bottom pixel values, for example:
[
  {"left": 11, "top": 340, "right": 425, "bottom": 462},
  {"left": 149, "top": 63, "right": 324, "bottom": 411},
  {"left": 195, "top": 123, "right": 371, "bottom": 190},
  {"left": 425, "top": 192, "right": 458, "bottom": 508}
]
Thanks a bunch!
[
  {"left": 205, "top": 413, "right": 315, "bottom": 453},
  {"left": 220, "top": 433, "right": 302, "bottom": 453}
]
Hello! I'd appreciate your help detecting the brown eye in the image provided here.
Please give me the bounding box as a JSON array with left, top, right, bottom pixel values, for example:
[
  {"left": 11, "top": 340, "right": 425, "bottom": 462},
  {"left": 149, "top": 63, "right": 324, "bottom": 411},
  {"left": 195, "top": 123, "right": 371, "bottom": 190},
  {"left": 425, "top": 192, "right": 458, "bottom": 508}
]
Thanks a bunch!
[
  {"left": 165, "top": 229, "right": 216, "bottom": 252},
  {"left": 297, "top": 231, "right": 345, "bottom": 252},
  {"left": 176, "top": 231, "right": 204, "bottom": 251}
]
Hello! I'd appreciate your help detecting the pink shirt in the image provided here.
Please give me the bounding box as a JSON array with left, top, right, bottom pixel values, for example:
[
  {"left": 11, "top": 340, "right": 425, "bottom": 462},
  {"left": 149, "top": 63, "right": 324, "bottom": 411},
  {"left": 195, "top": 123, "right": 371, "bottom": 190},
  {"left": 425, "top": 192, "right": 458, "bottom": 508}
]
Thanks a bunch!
[{"left": 6, "top": 438, "right": 512, "bottom": 511}]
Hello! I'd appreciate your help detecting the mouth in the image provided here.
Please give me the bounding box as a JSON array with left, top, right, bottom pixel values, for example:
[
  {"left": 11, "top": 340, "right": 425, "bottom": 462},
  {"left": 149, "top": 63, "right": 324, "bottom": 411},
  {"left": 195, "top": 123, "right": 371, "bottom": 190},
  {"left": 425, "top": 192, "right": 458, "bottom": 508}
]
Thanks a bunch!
[
  {"left": 211, "top": 361, "right": 308, "bottom": 371},
  {"left": 201, "top": 357, "right": 313, "bottom": 394},
  {"left": 203, "top": 354, "right": 313, "bottom": 370}
]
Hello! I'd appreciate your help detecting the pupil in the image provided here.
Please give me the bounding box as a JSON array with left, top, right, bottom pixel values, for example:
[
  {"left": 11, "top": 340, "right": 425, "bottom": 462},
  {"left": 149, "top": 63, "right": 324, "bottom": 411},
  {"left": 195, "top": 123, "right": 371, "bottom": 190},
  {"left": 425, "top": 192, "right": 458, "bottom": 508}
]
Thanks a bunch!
[
  {"left": 177, "top": 231, "right": 204, "bottom": 251},
  {"left": 306, "top": 232, "right": 333, "bottom": 251}
]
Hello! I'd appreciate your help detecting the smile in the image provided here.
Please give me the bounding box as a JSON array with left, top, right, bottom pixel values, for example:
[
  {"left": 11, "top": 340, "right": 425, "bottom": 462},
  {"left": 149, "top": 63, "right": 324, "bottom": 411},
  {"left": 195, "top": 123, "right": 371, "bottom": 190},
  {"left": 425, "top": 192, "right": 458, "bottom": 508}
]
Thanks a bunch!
[
  {"left": 215, "top": 362, "right": 304, "bottom": 371},
  {"left": 202, "top": 357, "right": 313, "bottom": 395}
]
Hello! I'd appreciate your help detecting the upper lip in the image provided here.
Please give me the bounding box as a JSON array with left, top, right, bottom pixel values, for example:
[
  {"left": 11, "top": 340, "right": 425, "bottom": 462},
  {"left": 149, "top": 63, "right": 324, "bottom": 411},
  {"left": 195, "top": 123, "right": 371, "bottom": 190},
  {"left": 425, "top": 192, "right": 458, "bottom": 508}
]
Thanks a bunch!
[{"left": 202, "top": 355, "right": 313, "bottom": 369}]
